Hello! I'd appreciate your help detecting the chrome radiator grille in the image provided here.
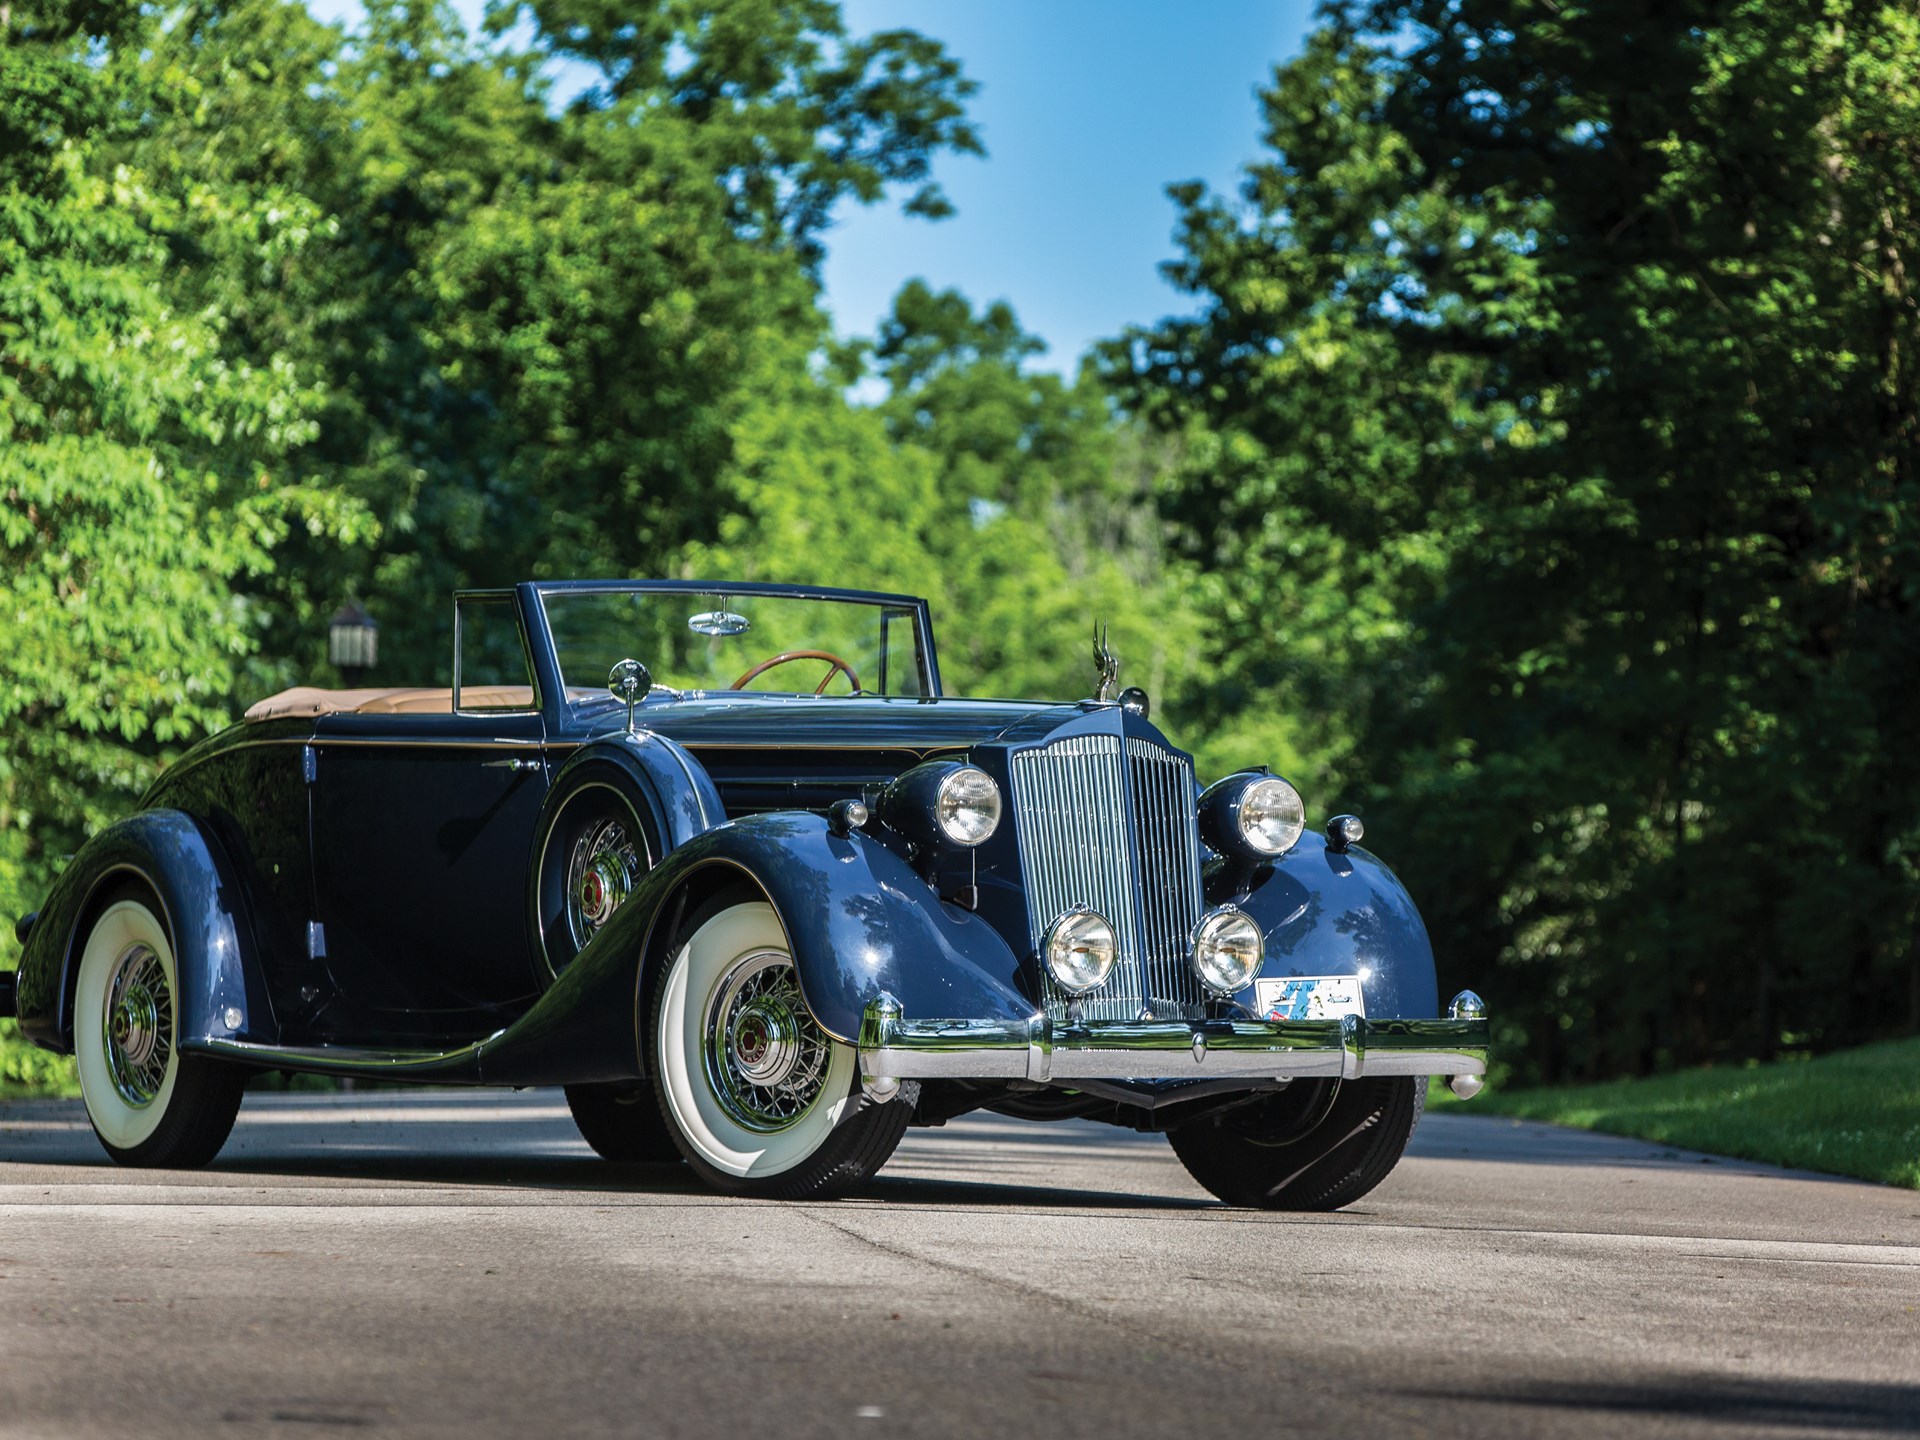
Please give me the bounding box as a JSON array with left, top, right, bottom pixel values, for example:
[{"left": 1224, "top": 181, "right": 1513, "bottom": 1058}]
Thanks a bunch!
[{"left": 1009, "top": 732, "right": 1206, "bottom": 1022}]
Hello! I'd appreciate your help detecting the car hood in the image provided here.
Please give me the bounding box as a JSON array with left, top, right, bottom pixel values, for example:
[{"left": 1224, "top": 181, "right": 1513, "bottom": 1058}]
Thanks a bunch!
[{"left": 587, "top": 693, "right": 1090, "bottom": 757}]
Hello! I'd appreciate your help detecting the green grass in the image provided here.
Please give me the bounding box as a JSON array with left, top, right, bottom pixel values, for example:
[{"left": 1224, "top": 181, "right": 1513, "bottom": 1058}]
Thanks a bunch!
[
  {"left": 0, "top": 1019, "right": 78, "bottom": 1100},
  {"left": 1433, "top": 1037, "right": 1920, "bottom": 1189}
]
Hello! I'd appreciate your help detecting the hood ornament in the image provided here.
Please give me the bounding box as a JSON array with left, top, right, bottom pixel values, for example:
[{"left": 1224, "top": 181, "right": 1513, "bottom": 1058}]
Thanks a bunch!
[{"left": 1092, "top": 622, "right": 1120, "bottom": 703}]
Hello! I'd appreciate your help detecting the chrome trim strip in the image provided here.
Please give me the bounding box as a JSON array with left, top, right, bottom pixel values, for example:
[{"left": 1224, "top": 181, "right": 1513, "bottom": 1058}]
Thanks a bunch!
[
  {"left": 856, "top": 999, "right": 1490, "bottom": 1085},
  {"left": 192, "top": 1035, "right": 502, "bottom": 1076}
]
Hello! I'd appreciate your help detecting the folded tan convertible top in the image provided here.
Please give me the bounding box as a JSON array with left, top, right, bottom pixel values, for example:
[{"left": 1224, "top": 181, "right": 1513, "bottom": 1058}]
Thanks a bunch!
[{"left": 243, "top": 686, "right": 536, "bottom": 720}]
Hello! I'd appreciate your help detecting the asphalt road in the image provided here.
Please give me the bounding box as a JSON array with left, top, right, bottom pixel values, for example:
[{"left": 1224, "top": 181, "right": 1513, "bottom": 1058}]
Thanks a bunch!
[{"left": 2, "top": 1089, "right": 1916, "bottom": 1440}]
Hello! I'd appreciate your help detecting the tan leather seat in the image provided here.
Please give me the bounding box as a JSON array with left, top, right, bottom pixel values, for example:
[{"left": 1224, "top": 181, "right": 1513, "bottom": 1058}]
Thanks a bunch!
[{"left": 243, "top": 686, "right": 536, "bottom": 721}]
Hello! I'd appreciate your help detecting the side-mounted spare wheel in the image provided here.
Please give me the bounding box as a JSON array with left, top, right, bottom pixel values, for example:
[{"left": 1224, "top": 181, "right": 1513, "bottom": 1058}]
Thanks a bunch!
[
  {"left": 531, "top": 767, "right": 661, "bottom": 980},
  {"left": 1168, "top": 1075, "right": 1424, "bottom": 1211},
  {"left": 651, "top": 893, "right": 912, "bottom": 1200},
  {"left": 72, "top": 882, "right": 246, "bottom": 1168}
]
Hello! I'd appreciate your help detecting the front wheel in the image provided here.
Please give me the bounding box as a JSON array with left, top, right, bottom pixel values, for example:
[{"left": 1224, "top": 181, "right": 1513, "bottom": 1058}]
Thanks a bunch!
[
  {"left": 1168, "top": 1076, "right": 1423, "bottom": 1210},
  {"left": 72, "top": 885, "right": 246, "bottom": 1168},
  {"left": 651, "top": 897, "right": 909, "bottom": 1199}
]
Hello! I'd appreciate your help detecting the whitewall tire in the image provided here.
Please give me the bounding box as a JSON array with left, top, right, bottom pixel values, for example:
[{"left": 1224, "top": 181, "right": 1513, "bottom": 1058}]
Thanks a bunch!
[
  {"left": 72, "top": 886, "right": 246, "bottom": 1168},
  {"left": 652, "top": 897, "right": 910, "bottom": 1199}
]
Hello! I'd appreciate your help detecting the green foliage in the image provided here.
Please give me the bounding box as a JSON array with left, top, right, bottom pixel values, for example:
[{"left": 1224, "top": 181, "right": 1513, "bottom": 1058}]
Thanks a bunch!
[
  {"left": 867, "top": 281, "right": 1203, "bottom": 714},
  {"left": 1435, "top": 1038, "right": 1920, "bottom": 1191},
  {"left": 0, "top": 0, "right": 368, "bottom": 972},
  {"left": 0, "top": 1019, "right": 77, "bottom": 1099},
  {"left": 1111, "top": 1, "right": 1920, "bottom": 1083}
]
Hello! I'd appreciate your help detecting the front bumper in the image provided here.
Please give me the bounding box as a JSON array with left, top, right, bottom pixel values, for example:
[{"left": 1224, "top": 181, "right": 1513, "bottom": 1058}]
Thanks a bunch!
[{"left": 856, "top": 990, "right": 1490, "bottom": 1090}]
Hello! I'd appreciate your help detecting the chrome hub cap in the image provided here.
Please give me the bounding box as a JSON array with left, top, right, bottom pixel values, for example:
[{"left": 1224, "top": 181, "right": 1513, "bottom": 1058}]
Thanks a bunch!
[
  {"left": 704, "top": 951, "right": 830, "bottom": 1133},
  {"left": 566, "top": 816, "right": 644, "bottom": 949},
  {"left": 103, "top": 944, "right": 172, "bottom": 1108}
]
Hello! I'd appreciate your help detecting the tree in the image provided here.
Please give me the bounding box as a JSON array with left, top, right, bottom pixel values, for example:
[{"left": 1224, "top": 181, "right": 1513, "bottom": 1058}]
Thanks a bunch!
[
  {"left": 1110, "top": 1, "right": 1920, "bottom": 1081},
  {"left": 0, "top": 0, "right": 364, "bottom": 961},
  {"left": 126, "top": 0, "right": 983, "bottom": 682},
  {"left": 871, "top": 281, "right": 1202, "bottom": 716}
]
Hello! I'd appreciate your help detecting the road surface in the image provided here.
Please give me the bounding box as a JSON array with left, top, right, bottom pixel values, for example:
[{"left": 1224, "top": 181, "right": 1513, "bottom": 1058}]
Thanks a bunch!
[{"left": 2, "top": 1089, "right": 1916, "bottom": 1438}]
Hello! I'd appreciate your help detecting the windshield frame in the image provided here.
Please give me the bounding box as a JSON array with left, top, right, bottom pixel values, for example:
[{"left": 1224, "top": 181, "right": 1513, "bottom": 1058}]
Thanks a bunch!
[{"left": 523, "top": 580, "right": 944, "bottom": 718}]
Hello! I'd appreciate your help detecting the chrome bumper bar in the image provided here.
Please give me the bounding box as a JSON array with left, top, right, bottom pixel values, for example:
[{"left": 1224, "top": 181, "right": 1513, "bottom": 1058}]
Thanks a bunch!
[{"left": 856, "top": 991, "right": 1490, "bottom": 1092}]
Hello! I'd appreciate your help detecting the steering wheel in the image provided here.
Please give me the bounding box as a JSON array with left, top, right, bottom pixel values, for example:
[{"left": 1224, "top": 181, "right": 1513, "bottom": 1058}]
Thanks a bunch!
[{"left": 729, "top": 650, "right": 863, "bottom": 695}]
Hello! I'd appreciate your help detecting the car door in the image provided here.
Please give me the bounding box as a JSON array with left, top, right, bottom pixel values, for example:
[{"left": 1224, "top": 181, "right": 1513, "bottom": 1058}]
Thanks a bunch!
[{"left": 306, "top": 593, "right": 552, "bottom": 1042}]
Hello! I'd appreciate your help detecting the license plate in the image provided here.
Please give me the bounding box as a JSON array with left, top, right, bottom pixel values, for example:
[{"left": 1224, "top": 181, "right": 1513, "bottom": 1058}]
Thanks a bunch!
[{"left": 1254, "top": 975, "right": 1366, "bottom": 1021}]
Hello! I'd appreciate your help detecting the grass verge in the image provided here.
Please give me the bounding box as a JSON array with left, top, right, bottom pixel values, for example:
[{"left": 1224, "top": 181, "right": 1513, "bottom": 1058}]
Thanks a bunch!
[{"left": 1431, "top": 1036, "right": 1920, "bottom": 1189}]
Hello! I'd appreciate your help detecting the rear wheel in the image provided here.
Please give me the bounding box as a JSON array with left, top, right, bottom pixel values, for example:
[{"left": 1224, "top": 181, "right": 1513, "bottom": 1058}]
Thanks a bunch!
[
  {"left": 1168, "top": 1076, "right": 1423, "bottom": 1210},
  {"left": 565, "top": 1081, "right": 680, "bottom": 1163},
  {"left": 651, "top": 896, "right": 910, "bottom": 1199},
  {"left": 72, "top": 885, "right": 246, "bottom": 1168}
]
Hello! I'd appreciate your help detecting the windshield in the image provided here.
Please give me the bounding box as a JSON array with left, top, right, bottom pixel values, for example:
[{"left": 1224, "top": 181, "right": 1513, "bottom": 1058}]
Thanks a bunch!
[{"left": 540, "top": 588, "right": 934, "bottom": 699}]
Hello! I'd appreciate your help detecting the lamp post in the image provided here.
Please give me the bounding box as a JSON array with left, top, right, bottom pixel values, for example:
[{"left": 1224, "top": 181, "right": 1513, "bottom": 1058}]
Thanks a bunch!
[{"left": 328, "top": 602, "right": 378, "bottom": 687}]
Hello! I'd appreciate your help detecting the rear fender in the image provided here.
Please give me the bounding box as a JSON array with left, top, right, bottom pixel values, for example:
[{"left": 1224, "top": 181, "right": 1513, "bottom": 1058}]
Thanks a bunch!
[
  {"left": 1208, "top": 829, "right": 1440, "bottom": 1021},
  {"left": 12, "top": 810, "right": 274, "bottom": 1053}
]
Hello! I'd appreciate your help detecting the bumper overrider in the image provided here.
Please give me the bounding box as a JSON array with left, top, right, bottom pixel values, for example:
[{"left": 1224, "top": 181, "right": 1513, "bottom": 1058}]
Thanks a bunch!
[{"left": 857, "top": 990, "right": 1491, "bottom": 1099}]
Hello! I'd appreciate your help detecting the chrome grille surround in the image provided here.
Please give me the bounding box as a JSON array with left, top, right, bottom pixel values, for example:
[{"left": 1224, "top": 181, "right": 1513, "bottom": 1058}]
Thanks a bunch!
[{"left": 1010, "top": 730, "right": 1206, "bottom": 1022}]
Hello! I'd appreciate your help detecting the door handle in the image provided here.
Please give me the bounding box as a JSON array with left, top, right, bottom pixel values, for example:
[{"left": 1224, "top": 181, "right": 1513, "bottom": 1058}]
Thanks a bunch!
[{"left": 482, "top": 757, "right": 539, "bottom": 773}]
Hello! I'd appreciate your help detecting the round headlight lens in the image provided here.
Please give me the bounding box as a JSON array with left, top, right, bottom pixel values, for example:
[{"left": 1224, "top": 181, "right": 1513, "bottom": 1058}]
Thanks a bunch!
[
  {"left": 1045, "top": 908, "right": 1118, "bottom": 994},
  {"left": 1191, "top": 907, "right": 1264, "bottom": 994},
  {"left": 936, "top": 765, "right": 1002, "bottom": 846},
  {"left": 1238, "top": 777, "right": 1305, "bottom": 856}
]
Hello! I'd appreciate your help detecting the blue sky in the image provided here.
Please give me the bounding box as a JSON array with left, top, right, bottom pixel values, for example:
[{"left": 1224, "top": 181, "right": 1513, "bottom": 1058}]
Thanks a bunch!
[
  {"left": 823, "top": 0, "right": 1315, "bottom": 372},
  {"left": 304, "top": 0, "right": 1316, "bottom": 371}
]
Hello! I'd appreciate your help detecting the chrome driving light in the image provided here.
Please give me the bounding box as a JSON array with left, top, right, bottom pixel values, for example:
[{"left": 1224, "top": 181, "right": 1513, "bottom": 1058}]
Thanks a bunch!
[
  {"left": 1198, "top": 772, "right": 1307, "bottom": 860},
  {"left": 1190, "top": 906, "right": 1264, "bottom": 995},
  {"left": 1044, "top": 907, "right": 1118, "bottom": 994},
  {"left": 1238, "top": 777, "right": 1305, "bottom": 855},
  {"left": 936, "top": 765, "right": 1002, "bottom": 847}
]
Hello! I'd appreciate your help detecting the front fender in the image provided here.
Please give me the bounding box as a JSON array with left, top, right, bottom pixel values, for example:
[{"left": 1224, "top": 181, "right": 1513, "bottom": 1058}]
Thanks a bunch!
[
  {"left": 681, "top": 815, "right": 1036, "bottom": 1043},
  {"left": 13, "top": 810, "right": 274, "bottom": 1053},
  {"left": 472, "top": 812, "right": 1033, "bottom": 1084},
  {"left": 1208, "top": 829, "right": 1440, "bottom": 1020}
]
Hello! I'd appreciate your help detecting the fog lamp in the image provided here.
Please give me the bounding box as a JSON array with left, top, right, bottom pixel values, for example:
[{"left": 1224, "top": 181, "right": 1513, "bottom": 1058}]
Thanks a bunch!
[
  {"left": 1190, "top": 906, "right": 1263, "bottom": 995},
  {"left": 1045, "top": 907, "right": 1117, "bottom": 994}
]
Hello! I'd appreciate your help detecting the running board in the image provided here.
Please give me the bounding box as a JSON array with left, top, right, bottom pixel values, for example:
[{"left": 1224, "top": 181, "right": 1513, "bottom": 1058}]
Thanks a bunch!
[{"left": 190, "top": 1035, "right": 501, "bottom": 1084}]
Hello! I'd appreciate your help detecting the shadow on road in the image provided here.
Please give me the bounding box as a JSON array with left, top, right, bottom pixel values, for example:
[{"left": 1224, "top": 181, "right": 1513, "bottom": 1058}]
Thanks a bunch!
[
  {"left": 1400, "top": 1374, "right": 1920, "bottom": 1433},
  {"left": 2, "top": 1094, "right": 1218, "bottom": 1210}
]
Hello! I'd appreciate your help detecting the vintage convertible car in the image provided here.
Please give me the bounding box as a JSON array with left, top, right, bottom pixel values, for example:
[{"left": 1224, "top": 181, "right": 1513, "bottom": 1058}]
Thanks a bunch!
[{"left": 2, "top": 581, "right": 1488, "bottom": 1205}]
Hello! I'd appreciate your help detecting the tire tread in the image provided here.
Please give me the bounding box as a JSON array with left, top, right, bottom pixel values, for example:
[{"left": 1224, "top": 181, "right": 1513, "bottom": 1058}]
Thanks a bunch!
[{"left": 1169, "top": 1077, "right": 1423, "bottom": 1211}]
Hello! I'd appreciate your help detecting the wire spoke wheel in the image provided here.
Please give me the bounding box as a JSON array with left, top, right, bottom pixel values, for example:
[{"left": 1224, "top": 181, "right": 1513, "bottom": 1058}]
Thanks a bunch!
[
  {"left": 652, "top": 896, "right": 912, "bottom": 1199},
  {"left": 702, "top": 951, "right": 833, "bottom": 1132},
  {"left": 102, "top": 943, "right": 175, "bottom": 1109},
  {"left": 73, "top": 888, "right": 245, "bottom": 1168},
  {"left": 564, "top": 815, "right": 645, "bottom": 952}
]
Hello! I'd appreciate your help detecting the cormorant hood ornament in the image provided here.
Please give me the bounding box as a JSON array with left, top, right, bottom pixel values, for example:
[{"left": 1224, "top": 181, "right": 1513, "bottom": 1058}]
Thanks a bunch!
[{"left": 1092, "top": 622, "right": 1119, "bottom": 703}]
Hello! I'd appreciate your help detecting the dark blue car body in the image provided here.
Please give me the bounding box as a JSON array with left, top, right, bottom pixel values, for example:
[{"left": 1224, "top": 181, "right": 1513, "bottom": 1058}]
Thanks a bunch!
[{"left": 8, "top": 580, "right": 1487, "bottom": 1175}]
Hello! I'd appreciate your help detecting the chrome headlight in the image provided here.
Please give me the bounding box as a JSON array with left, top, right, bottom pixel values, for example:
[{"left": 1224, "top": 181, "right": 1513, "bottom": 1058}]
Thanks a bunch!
[
  {"left": 1190, "top": 906, "right": 1264, "bottom": 994},
  {"left": 881, "top": 759, "right": 1002, "bottom": 850},
  {"left": 935, "top": 765, "right": 1001, "bottom": 847},
  {"left": 1198, "top": 772, "right": 1306, "bottom": 859},
  {"left": 1045, "top": 907, "right": 1118, "bottom": 994}
]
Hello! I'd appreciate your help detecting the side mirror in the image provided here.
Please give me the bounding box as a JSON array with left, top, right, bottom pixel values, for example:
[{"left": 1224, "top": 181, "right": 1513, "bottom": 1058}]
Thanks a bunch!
[{"left": 609, "top": 658, "right": 651, "bottom": 734}]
